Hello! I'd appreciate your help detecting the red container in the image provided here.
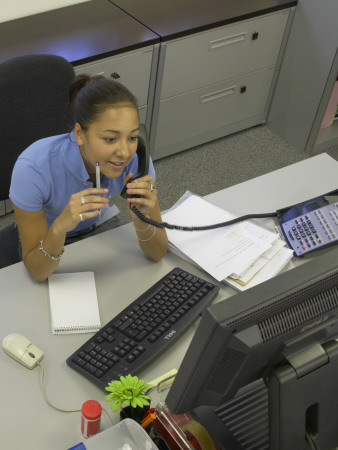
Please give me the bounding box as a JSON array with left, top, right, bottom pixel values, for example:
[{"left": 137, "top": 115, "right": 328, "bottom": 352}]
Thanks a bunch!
[{"left": 81, "top": 400, "right": 102, "bottom": 438}]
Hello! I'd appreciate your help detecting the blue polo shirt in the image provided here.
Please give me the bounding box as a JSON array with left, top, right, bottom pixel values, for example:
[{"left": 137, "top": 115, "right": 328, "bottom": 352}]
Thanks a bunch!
[{"left": 9, "top": 131, "right": 155, "bottom": 235}]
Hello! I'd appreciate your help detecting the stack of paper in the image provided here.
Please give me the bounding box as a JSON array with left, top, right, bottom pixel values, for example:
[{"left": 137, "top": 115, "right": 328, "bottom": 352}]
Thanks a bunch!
[{"left": 162, "top": 192, "right": 293, "bottom": 291}]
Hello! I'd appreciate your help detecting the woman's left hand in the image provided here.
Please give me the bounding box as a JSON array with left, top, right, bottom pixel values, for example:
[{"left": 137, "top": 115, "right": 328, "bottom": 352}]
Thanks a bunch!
[{"left": 124, "top": 173, "right": 157, "bottom": 216}]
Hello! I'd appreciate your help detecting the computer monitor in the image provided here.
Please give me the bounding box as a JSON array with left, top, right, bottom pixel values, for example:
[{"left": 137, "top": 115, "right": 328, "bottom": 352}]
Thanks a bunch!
[{"left": 166, "top": 246, "right": 338, "bottom": 450}]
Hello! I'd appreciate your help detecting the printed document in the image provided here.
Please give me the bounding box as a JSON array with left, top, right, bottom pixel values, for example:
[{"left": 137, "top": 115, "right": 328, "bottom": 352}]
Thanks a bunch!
[{"left": 162, "top": 193, "right": 293, "bottom": 285}]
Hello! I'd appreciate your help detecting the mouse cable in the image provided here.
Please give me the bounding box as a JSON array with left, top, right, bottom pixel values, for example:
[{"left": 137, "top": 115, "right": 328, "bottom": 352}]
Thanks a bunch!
[
  {"left": 130, "top": 205, "right": 277, "bottom": 231},
  {"left": 36, "top": 360, "right": 81, "bottom": 413},
  {"left": 35, "top": 360, "right": 113, "bottom": 424}
]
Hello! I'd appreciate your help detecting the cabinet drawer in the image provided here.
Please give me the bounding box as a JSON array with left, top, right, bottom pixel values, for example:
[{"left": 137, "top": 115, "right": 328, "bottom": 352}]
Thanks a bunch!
[
  {"left": 74, "top": 47, "right": 154, "bottom": 107},
  {"left": 161, "top": 10, "right": 289, "bottom": 99},
  {"left": 155, "top": 66, "right": 274, "bottom": 150}
]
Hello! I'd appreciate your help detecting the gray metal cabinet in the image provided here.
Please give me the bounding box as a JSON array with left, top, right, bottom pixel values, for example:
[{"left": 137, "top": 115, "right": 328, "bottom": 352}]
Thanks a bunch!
[{"left": 151, "top": 10, "right": 293, "bottom": 160}]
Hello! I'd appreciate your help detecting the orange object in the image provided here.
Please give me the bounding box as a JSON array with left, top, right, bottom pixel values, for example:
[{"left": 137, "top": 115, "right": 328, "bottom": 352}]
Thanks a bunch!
[
  {"left": 141, "top": 412, "right": 157, "bottom": 428},
  {"left": 152, "top": 402, "right": 219, "bottom": 449}
]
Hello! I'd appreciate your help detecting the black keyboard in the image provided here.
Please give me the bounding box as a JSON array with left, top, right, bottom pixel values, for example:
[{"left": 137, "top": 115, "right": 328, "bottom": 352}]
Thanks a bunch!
[{"left": 66, "top": 267, "right": 220, "bottom": 389}]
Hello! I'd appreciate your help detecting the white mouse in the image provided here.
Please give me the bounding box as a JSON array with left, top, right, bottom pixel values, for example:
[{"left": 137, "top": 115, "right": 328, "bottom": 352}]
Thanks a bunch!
[{"left": 2, "top": 333, "right": 44, "bottom": 369}]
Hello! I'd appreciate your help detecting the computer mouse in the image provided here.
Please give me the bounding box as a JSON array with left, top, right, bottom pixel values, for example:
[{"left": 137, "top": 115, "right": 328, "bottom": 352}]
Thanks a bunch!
[{"left": 2, "top": 333, "right": 44, "bottom": 369}]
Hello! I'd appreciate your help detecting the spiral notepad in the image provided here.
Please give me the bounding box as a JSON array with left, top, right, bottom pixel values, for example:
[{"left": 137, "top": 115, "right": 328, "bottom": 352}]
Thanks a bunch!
[{"left": 48, "top": 272, "right": 101, "bottom": 334}]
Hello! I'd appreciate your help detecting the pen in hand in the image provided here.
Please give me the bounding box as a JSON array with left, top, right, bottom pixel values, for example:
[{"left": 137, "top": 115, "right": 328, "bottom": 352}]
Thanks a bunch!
[{"left": 96, "top": 162, "right": 101, "bottom": 219}]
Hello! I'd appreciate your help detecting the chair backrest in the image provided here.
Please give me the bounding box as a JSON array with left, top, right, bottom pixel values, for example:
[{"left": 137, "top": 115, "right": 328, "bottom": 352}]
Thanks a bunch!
[
  {"left": 0, "top": 223, "right": 20, "bottom": 269},
  {"left": 0, "top": 54, "right": 75, "bottom": 201}
]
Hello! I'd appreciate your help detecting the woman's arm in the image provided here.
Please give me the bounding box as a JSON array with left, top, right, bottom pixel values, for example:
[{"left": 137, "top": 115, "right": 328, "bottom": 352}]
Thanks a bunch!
[
  {"left": 130, "top": 200, "right": 168, "bottom": 262},
  {"left": 125, "top": 175, "right": 168, "bottom": 261},
  {"left": 14, "top": 206, "right": 66, "bottom": 282},
  {"left": 14, "top": 187, "right": 109, "bottom": 282}
]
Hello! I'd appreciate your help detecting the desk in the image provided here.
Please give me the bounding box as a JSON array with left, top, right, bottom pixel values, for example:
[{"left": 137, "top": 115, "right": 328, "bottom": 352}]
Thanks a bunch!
[
  {"left": 110, "top": 0, "right": 297, "bottom": 41},
  {"left": 0, "top": 0, "right": 159, "bottom": 66},
  {"left": 0, "top": 153, "right": 337, "bottom": 450}
]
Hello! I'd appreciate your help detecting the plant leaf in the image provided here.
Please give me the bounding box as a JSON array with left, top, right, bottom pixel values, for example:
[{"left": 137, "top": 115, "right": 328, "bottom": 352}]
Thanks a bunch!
[
  {"left": 105, "top": 374, "right": 153, "bottom": 412},
  {"left": 110, "top": 399, "right": 122, "bottom": 412}
]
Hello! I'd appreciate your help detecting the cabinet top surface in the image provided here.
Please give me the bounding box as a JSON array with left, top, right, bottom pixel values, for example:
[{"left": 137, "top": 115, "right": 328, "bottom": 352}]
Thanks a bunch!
[
  {"left": 0, "top": 0, "right": 159, "bottom": 66},
  {"left": 110, "top": 0, "right": 297, "bottom": 41}
]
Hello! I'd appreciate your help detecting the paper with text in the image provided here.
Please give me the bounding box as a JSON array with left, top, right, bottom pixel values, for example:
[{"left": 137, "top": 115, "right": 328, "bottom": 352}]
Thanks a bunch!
[
  {"left": 162, "top": 194, "right": 279, "bottom": 282},
  {"left": 226, "top": 246, "right": 293, "bottom": 291}
]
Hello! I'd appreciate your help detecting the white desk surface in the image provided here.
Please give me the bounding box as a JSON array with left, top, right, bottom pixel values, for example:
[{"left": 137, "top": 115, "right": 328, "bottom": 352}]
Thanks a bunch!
[{"left": 0, "top": 153, "right": 337, "bottom": 450}]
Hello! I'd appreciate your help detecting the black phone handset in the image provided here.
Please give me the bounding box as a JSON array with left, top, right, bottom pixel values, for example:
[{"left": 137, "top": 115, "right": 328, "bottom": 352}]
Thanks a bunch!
[{"left": 120, "top": 131, "right": 149, "bottom": 200}]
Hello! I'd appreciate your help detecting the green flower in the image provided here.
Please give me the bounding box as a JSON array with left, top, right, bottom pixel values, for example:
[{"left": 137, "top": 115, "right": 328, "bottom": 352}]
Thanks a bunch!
[{"left": 105, "top": 374, "right": 153, "bottom": 412}]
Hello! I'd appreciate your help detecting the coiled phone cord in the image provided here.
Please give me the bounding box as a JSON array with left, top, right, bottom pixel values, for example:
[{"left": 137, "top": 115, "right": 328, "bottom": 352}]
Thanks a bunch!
[{"left": 130, "top": 205, "right": 277, "bottom": 231}]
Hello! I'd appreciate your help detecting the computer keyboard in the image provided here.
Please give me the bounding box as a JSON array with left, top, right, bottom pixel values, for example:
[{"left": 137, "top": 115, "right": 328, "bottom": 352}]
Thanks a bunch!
[{"left": 66, "top": 267, "right": 220, "bottom": 389}]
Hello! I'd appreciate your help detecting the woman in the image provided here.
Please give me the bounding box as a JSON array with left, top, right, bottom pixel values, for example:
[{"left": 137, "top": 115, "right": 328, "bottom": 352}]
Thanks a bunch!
[{"left": 9, "top": 75, "right": 168, "bottom": 282}]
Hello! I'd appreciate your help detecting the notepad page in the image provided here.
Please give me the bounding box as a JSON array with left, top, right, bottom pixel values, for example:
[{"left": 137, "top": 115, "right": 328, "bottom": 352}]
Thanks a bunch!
[{"left": 48, "top": 272, "right": 101, "bottom": 334}]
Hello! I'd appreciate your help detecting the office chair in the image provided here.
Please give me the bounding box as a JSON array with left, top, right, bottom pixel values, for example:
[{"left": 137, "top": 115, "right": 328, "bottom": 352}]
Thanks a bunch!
[{"left": 0, "top": 54, "right": 75, "bottom": 269}]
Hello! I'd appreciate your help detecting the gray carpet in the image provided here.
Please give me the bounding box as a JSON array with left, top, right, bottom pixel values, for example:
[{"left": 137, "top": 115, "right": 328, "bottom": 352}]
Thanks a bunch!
[{"left": 1, "top": 124, "right": 337, "bottom": 229}]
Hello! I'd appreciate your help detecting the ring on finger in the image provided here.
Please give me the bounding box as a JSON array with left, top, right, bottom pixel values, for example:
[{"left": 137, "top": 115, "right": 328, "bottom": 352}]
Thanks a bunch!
[
  {"left": 79, "top": 213, "right": 84, "bottom": 222},
  {"left": 149, "top": 184, "right": 155, "bottom": 192},
  {"left": 80, "top": 196, "right": 86, "bottom": 205}
]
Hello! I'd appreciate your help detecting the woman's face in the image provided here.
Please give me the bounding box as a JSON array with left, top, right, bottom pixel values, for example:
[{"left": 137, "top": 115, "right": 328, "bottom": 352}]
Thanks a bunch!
[{"left": 75, "top": 105, "right": 139, "bottom": 179}]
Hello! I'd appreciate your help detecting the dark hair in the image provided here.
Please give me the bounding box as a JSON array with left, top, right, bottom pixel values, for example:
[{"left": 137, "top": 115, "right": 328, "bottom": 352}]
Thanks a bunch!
[{"left": 69, "top": 74, "right": 138, "bottom": 130}]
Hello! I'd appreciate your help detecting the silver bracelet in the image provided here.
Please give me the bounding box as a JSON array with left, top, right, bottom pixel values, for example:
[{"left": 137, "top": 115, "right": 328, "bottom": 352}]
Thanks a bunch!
[
  {"left": 134, "top": 223, "right": 151, "bottom": 232},
  {"left": 134, "top": 216, "right": 151, "bottom": 232},
  {"left": 137, "top": 226, "right": 156, "bottom": 242},
  {"left": 39, "top": 239, "right": 64, "bottom": 261}
]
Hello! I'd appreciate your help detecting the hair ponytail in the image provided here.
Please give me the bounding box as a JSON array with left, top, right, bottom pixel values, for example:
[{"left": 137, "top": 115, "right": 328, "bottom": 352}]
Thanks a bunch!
[
  {"left": 68, "top": 74, "right": 93, "bottom": 106},
  {"left": 69, "top": 74, "right": 138, "bottom": 130}
]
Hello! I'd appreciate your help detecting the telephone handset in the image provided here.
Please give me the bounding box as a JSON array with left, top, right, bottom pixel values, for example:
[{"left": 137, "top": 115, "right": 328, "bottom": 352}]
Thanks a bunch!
[{"left": 120, "top": 126, "right": 149, "bottom": 200}]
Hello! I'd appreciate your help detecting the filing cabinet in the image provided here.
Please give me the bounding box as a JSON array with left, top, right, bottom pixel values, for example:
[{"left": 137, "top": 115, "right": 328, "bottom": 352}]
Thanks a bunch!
[{"left": 151, "top": 10, "right": 292, "bottom": 159}]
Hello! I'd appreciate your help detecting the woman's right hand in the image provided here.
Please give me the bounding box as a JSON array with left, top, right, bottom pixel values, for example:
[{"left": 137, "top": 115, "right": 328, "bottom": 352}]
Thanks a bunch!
[{"left": 54, "top": 188, "right": 109, "bottom": 233}]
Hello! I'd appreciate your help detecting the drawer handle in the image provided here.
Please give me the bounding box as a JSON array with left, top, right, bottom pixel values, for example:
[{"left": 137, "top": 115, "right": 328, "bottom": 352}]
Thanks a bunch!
[
  {"left": 111, "top": 72, "right": 121, "bottom": 79},
  {"left": 209, "top": 32, "right": 247, "bottom": 50},
  {"left": 200, "top": 86, "right": 235, "bottom": 104}
]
